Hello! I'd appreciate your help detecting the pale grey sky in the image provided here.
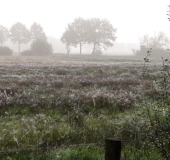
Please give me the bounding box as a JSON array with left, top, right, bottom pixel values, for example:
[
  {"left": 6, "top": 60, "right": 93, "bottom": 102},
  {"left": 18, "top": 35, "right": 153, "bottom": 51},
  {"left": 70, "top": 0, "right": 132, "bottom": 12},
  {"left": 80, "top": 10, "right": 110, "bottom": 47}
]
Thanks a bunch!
[{"left": 1, "top": 0, "right": 170, "bottom": 44}]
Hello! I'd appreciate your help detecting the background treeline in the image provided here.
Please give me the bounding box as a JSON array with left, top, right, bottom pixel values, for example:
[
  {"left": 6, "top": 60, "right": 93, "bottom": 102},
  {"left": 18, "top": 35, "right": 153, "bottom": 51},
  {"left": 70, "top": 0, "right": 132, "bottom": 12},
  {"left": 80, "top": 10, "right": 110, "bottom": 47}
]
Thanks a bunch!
[
  {"left": 134, "top": 32, "right": 170, "bottom": 57},
  {"left": 0, "top": 22, "right": 52, "bottom": 56},
  {"left": 0, "top": 16, "right": 170, "bottom": 56},
  {"left": 0, "top": 18, "right": 117, "bottom": 56}
]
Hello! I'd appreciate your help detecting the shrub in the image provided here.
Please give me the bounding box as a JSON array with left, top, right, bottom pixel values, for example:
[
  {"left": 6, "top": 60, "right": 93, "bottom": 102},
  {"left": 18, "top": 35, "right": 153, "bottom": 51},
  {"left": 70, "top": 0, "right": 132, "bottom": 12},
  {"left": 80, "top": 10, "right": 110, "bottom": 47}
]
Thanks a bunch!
[
  {"left": 31, "top": 38, "right": 53, "bottom": 55},
  {"left": 135, "top": 48, "right": 169, "bottom": 58},
  {"left": 20, "top": 49, "right": 33, "bottom": 56},
  {"left": 134, "top": 50, "right": 170, "bottom": 160},
  {"left": 0, "top": 46, "right": 13, "bottom": 55},
  {"left": 93, "top": 49, "right": 102, "bottom": 55}
]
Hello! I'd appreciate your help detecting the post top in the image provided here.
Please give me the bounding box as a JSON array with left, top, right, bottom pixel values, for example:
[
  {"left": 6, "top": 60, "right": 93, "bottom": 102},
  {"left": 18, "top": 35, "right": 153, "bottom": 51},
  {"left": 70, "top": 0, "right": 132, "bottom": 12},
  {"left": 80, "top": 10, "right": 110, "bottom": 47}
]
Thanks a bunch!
[{"left": 105, "top": 138, "right": 121, "bottom": 141}]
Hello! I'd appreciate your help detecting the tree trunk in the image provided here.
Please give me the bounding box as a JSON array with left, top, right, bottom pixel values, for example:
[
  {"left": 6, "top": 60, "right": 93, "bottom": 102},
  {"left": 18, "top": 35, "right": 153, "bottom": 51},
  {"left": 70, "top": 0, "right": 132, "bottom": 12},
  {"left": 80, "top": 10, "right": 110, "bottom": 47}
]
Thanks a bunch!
[
  {"left": 66, "top": 45, "right": 69, "bottom": 54},
  {"left": 92, "top": 43, "right": 96, "bottom": 54},
  {"left": 80, "top": 42, "right": 82, "bottom": 55},
  {"left": 66, "top": 45, "right": 71, "bottom": 54},
  {"left": 67, "top": 47, "right": 69, "bottom": 54},
  {"left": 18, "top": 43, "right": 21, "bottom": 54}
]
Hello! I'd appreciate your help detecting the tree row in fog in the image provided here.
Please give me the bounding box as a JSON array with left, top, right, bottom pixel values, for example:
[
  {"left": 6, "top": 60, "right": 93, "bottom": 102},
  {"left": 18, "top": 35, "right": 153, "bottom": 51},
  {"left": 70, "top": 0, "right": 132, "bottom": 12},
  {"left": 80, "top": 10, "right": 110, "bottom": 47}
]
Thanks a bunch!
[
  {"left": 0, "top": 8, "right": 170, "bottom": 56},
  {"left": 0, "top": 18, "right": 117, "bottom": 56},
  {"left": 0, "top": 22, "right": 52, "bottom": 55},
  {"left": 60, "top": 18, "right": 116, "bottom": 54}
]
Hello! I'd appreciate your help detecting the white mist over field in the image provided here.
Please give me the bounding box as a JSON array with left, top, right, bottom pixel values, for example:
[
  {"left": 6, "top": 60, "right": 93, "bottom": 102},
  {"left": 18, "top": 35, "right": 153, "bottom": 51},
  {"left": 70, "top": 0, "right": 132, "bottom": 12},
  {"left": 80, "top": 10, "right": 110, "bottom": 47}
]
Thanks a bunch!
[{"left": 0, "top": 0, "right": 170, "bottom": 54}]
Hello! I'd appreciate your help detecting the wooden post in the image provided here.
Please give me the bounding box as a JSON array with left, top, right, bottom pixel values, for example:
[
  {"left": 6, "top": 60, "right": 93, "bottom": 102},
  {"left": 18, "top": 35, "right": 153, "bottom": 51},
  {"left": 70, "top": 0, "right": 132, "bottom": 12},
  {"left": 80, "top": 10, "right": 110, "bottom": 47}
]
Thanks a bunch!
[{"left": 105, "top": 138, "right": 121, "bottom": 160}]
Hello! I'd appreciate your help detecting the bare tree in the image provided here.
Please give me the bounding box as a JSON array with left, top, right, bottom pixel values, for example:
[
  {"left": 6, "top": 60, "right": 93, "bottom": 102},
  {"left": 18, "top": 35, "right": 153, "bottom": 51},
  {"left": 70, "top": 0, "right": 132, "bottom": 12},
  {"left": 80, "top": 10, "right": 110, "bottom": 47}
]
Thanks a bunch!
[
  {"left": 139, "top": 35, "right": 150, "bottom": 47},
  {"left": 140, "top": 32, "right": 170, "bottom": 49}
]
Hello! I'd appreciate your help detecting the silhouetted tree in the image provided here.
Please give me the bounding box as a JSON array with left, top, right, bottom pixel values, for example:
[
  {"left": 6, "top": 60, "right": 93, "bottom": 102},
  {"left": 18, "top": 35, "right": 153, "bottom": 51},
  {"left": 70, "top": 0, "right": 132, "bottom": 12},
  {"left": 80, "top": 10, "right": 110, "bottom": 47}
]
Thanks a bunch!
[
  {"left": 60, "top": 24, "right": 77, "bottom": 54},
  {"left": 70, "top": 18, "right": 88, "bottom": 54},
  {"left": 0, "top": 25, "right": 9, "bottom": 48},
  {"left": 87, "top": 18, "right": 117, "bottom": 54},
  {"left": 10, "top": 22, "right": 30, "bottom": 53},
  {"left": 61, "top": 18, "right": 117, "bottom": 54},
  {"left": 30, "top": 22, "right": 47, "bottom": 40},
  {"left": 140, "top": 32, "right": 170, "bottom": 49},
  {"left": 31, "top": 38, "right": 53, "bottom": 55}
]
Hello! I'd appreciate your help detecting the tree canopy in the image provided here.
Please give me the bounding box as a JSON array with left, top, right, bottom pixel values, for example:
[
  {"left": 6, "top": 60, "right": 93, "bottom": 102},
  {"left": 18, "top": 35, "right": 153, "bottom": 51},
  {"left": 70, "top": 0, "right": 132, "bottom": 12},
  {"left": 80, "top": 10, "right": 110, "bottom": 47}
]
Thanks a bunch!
[
  {"left": 60, "top": 24, "right": 77, "bottom": 54},
  {"left": 30, "top": 23, "right": 47, "bottom": 40},
  {"left": 87, "top": 18, "right": 117, "bottom": 54},
  {"left": 70, "top": 18, "right": 88, "bottom": 54},
  {"left": 10, "top": 22, "right": 30, "bottom": 53},
  {"left": 0, "top": 25, "right": 9, "bottom": 47},
  {"left": 61, "top": 18, "right": 117, "bottom": 54}
]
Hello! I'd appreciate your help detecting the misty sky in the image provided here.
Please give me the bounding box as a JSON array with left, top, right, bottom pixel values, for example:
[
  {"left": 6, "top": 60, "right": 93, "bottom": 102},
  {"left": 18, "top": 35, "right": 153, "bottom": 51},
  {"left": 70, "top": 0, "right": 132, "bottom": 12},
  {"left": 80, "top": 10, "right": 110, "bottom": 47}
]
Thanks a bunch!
[{"left": 1, "top": 0, "right": 170, "bottom": 44}]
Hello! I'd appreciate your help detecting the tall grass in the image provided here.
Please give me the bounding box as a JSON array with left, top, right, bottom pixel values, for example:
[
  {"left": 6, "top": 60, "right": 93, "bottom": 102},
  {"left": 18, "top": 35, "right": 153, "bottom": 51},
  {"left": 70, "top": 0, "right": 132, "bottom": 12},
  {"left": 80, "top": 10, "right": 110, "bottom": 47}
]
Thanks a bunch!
[{"left": 0, "top": 56, "right": 168, "bottom": 159}]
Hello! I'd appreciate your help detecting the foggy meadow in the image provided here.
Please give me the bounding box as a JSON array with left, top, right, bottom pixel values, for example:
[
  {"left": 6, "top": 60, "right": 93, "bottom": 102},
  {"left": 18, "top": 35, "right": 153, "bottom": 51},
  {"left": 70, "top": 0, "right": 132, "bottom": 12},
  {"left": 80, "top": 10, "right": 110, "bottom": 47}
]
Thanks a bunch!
[{"left": 0, "top": 1, "right": 170, "bottom": 159}]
